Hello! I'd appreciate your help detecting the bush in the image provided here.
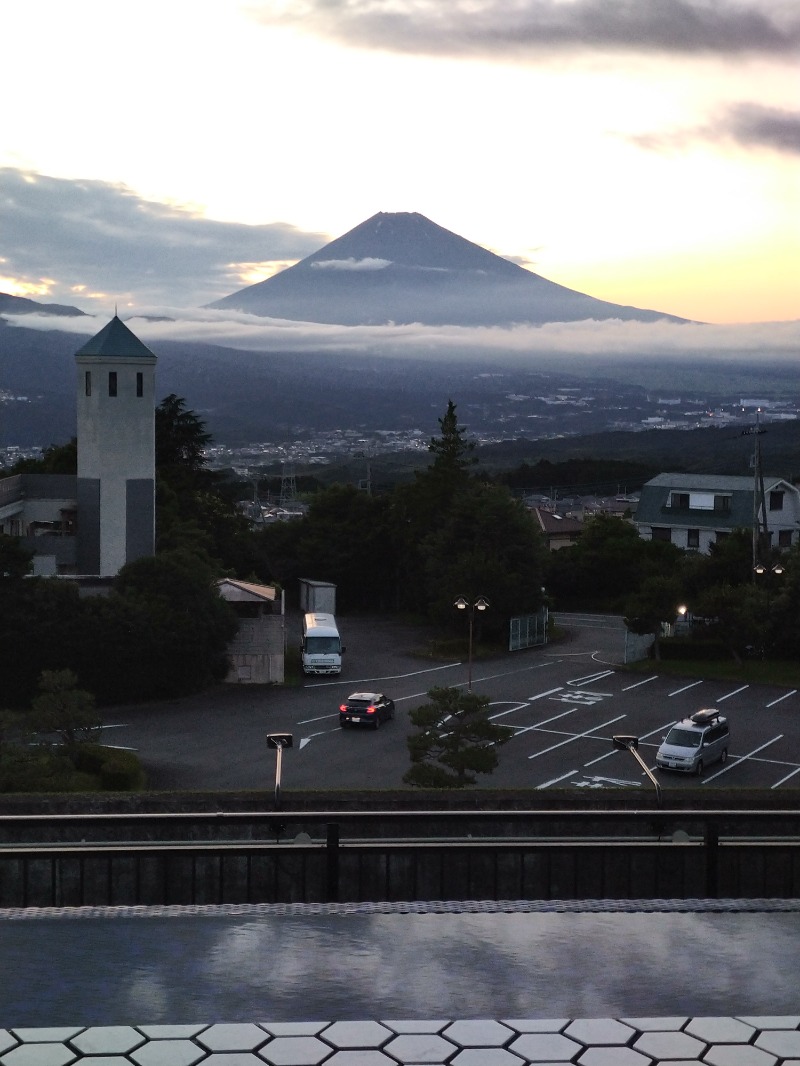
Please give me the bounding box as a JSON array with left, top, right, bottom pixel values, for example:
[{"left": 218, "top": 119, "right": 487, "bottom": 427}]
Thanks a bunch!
[
  {"left": 72, "top": 744, "right": 146, "bottom": 790},
  {"left": 659, "top": 637, "right": 730, "bottom": 661}
]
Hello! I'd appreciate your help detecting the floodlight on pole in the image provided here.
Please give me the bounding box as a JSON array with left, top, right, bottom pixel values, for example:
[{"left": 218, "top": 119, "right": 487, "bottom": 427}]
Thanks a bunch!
[
  {"left": 454, "top": 597, "right": 489, "bottom": 691},
  {"left": 266, "top": 733, "right": 293, "bottom": 810},
  {"left": 612, "top": 734, "right": 663, "bottom": 808}
]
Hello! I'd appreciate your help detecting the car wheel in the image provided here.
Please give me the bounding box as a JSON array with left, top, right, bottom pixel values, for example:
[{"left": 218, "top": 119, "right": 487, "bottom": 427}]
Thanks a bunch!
[
  {"left": 720, "top": 748, "right": 727, "bottom": 764},
  {"left": 696, "top": 759, "right": 704, "bottom": 776},
  {"left": 373, "top": 714, "right": 381, "bottom": 730},
  {"left": 340, "top": 719, "right": 348, "bottom": 729}
]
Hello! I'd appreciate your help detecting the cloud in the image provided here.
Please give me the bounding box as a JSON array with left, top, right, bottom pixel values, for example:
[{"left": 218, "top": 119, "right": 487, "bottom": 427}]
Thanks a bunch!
[
  {"left": 627, "top": 101, "right": 800, "bottom": 154},
  {"left": 311, "top": 257, "right": 392, "bottom": 270},
  {"left": 251, "top": 0, "right": 800, "bottom": 58},
  {"left": 8, "top": 304, "right": 798, "bottom": 365},
  {"left": 0, "top": 168, "right": 327, "bottom": 309}
]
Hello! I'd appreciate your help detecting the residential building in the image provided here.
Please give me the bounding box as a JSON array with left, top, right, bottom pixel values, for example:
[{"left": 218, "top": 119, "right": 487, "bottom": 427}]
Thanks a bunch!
[
  {"left": 531, "top": 507, "right": 585, "bottom": 551},
  {"left": 634, "top": 473, "right": 800, "bottom": 554}
]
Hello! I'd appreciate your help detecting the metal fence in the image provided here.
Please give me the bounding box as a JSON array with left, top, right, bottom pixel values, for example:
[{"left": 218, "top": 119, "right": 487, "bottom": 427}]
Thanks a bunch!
[
  {"left": 509, "top": 608, "right": 549, "bottom": 652},
  {"left": 2, "top": 809, "right": 799, "bottom": 907}
]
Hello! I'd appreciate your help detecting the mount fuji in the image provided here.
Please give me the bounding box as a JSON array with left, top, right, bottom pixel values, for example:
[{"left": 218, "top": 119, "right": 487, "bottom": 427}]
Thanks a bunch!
[{"left": 209, "top": 211, "right": 687, "bottom": 327}]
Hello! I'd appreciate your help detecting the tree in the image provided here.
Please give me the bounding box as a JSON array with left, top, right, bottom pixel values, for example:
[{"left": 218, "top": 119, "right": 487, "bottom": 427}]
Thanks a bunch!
[
  {"left": 113, "top": 549, "right": 238, "bottom": 698},
  {"left": 0, "top": 533, "right": 33, "bottom": 579},
  {"left": 404, "top": 686, "right": 512, "bottom": 787},
  {"left": 419, "top": 481, "right": 547, "bottom": 636},
  {"left": 9, "top": 438, "right": 77, "bottom": 474},
  {"left": 293, "top": 485, "right": 396, "bottom": 610},
  {"left": 624, "top": 575, "right": 683, "bottom": 660},
  {"left": 428, "top": 398, "right": 476, "bottom": 479},
  {"left": 691, "top": 582, "right": 772, "bottom": 664},
  {"left": 155, "top": 394, "right": 212, "bottom": 472},
  {"left": 28, "top": 669, "right": 102, "bottom": 747}
]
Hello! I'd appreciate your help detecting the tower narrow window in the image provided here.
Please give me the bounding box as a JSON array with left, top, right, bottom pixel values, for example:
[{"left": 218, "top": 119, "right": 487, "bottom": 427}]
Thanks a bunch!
[
  {"left": 136, "top": 371, "right": 144, "bottom": 398},
  {"left": 85, "top": 371, "right": 92, "bottom": 397},
  {"left": 108, "top": 371, "right": 117, "bottom": 397}
]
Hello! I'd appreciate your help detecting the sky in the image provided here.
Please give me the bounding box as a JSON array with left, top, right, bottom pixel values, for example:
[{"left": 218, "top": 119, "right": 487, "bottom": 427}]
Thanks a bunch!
[{"left": 1, "top": 0, "right": 798, "bottom": 346}]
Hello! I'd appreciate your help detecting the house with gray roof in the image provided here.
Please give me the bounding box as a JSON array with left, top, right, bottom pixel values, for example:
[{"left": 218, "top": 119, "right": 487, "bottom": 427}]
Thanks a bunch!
[{"left": 634, "top": 472, "right": 800, "bottom": 554}]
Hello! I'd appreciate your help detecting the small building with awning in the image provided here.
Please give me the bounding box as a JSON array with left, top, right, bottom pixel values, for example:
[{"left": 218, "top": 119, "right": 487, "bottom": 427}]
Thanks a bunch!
[{"left": 216, "top": 578, "right": 285, "bottom": 684}]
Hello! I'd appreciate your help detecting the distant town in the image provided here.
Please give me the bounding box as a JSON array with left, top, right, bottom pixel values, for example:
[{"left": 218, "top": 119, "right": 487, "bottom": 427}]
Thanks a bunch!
[{"left": 2, "top": 387, "right": 798, "bottom": 474}]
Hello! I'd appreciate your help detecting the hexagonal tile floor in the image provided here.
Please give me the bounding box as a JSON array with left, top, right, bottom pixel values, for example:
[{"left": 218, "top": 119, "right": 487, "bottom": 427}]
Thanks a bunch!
[{"left": 2, "top": 1017, "right": 800, "bottom": 1065}]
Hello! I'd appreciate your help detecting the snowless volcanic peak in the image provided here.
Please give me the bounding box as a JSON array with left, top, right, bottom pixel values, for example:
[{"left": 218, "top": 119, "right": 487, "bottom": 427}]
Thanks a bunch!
[{"left": 209, "top": 211, "right": 686, "bottom": 327}]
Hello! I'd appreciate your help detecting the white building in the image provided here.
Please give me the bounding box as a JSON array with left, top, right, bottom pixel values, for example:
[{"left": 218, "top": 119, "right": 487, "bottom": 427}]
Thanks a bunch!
[
  {"left": 0, "top": 315, "right": 157, "bottom": 576},
  {"left": 634, "top": 473, "right": 800, "bottom": 554}
]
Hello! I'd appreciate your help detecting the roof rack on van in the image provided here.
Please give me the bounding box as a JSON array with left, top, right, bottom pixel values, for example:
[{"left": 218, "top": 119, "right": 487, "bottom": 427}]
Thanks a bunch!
[{"left": 690, "top": 708, "right": 723, "bottom": 725}]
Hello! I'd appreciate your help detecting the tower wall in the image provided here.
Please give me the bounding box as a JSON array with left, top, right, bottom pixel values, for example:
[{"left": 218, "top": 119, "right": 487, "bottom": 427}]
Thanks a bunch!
[{"left": 75, "top": 350, "right": 156, "bottom": 576}]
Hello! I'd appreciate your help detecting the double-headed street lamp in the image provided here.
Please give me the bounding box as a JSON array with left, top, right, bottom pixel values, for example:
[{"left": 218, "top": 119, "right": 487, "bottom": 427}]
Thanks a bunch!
[{"left": 454, "top": 596, "right": 489, "bottom": 691}]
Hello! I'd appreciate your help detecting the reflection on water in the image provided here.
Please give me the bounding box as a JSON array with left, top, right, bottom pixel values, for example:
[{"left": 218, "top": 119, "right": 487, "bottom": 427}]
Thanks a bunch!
[{"left": 3, "top": 911, "right": 800, "bottom": 1027}]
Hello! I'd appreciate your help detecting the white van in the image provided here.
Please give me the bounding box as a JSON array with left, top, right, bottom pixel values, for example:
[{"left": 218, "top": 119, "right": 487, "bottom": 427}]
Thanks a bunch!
[
  {"left": 656, "top": 709, "right": 730, "bottom": 775},
  {"left": 301, "top": 612, "right": 344, "bottom": 676}
]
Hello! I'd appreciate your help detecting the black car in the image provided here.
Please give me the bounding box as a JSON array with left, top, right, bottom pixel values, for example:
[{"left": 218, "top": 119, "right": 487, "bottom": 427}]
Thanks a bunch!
[{"left": 339, "top": 692, "right": 395, "bottom": 729}]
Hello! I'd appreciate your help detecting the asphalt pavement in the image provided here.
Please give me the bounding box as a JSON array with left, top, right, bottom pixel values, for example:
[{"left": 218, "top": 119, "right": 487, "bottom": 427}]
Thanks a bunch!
[{"left": 103, "top": 612, "right": 800, "bottom": 794}]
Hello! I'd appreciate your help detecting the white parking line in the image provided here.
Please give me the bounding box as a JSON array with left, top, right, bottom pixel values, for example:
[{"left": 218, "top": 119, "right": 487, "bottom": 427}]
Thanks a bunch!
[
  {"left": 767, "top": 689, "right": 798, "bottom": 707},
  {"left": 568, "top": 670, "right": 615, "bottom": 686},
  {"left": 305, "top": 662, "right": 463, "bottom": 688},
  {"left": 489, "top": 702, "right": 532, "bottom": 721},
  {"left": 621, "top": 676, "right": 658, "bottom": 690},
  {"left": 716, "top": 685, "right": 749, "bottom": 702},
  {"left": 703, "top": 734, "right": 784, "bottom": 781},
  {"left": 527, "top": 715, "right": 626, "bottom": 760},
  {"left": 527, "top": 687, "right": 564, "bottom": 701},
  {"left": 668, "top": 680, "right": 704, "bottom": 696},
  {"left": 583, "top": 721, "right": 672, "bottom": 768},
  {"left": 536, "top": 769, "right": 579, "bottom": 788},
  {"left": 772, "top": 766, "right": 800, "bottom": 788}
]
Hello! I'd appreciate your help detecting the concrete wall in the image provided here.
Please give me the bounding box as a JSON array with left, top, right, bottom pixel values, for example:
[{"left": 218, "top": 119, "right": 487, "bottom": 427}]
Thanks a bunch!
[{"left": 224, "top": 615, "right": 285, "bottom": 684}]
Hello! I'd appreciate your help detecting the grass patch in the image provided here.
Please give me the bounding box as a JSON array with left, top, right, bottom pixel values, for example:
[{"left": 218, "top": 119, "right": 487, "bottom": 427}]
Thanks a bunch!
[{"left": 625, "top": 655, "right": 800, "bottom": 688}]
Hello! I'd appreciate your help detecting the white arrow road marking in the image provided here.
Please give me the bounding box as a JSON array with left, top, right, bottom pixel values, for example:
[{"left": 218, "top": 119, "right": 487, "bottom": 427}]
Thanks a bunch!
[{"left": 299, "top": 728, "right": 342, "bottom": 748}]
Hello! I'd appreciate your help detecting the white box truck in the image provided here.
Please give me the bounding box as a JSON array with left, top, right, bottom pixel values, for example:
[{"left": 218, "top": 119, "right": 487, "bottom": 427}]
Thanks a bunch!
[
  {"left": 301, "top": 612, "right": 344, "bottom": 675},
  {"left": 298, "top": 579, "right": 337, "bottom": 615}
]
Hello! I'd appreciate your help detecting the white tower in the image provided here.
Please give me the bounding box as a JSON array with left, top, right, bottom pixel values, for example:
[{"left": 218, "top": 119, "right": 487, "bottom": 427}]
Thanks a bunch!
[{"left": 74, "top": 315, "right": 157, "bottom": 576}]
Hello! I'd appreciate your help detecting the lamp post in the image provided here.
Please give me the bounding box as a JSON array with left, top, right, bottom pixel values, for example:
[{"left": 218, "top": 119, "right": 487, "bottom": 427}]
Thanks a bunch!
[
  {"left": 454, "top": 596, "right": 489, "bottom": 691},
  {"left": 612, "top": 734, "right": 663, "bottom": 808},
  {"left": 266, "top": 733, "right": 293, "bottom": 810}
]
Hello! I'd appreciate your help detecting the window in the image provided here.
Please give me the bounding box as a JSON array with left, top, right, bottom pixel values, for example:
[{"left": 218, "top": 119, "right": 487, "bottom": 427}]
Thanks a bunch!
[
  {"left": 84, "top": 371, "right": 92, "bottom": 396},
  {"left": 108, "top": 371, "right": 117, "bottom": 397},
  {"left": 136, "top": 372, "right": 143, "bottom": 398},
  {"left": 687, "top": 528, "right": 700, "bottom": 549},
  {"left": 769, "top": 491, "right": 784, "bottom": 511},
  {"left": 779, "top": 529, "right": 793, "bottom": 548},
  {"left": 670, "top": 492, "right": 690, "bottom": 509},
  {"left": 713, "top": 495, "right": 731, "bottom": 512},
  {"left": 651, "top": 527, "right": 672, "bottom": 543}
]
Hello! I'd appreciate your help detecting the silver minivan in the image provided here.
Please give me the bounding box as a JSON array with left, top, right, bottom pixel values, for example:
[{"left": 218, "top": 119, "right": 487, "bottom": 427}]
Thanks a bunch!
[{"left": 656, "top": 709, "right": 730, "bottom": 775}]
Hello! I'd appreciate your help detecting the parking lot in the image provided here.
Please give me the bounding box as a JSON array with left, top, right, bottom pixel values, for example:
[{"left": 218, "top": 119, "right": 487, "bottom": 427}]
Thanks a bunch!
[{"left": 104, "top": 612, "right": 800, "bottom": 794}]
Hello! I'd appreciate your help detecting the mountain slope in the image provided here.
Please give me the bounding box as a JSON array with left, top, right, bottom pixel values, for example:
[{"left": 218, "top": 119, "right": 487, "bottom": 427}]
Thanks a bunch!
[
  {"left": 209, "top": 211, "right": 687, "bottom": 327},
  {"left": 0, "top": 292, "right": 87, "bottom": 318}
]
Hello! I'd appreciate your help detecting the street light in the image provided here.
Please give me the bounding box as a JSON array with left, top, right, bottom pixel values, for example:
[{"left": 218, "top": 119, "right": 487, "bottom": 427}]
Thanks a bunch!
[
  {"left": 266, "top": 733, "right": 293, "bottom": 810},
  {"left": 612, "top": 734, "right": 663, "bottom": 808},
  {"left": 454, "top": 596, "right": 489, "bottom": 691}
]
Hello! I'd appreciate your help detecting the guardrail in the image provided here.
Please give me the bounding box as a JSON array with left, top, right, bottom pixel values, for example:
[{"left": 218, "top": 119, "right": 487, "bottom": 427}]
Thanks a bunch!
[{"left": 1, "top": 810, "right": 799, "bottom": 907}]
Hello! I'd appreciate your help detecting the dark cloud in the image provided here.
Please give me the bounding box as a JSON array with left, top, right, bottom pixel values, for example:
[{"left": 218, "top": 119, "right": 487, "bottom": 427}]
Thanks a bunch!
[
  {"left": 628, "top": 102, "right": 800, "bottom": 154},
  {"left": 723, "top": 102, "right": 800, "bottom": 152},
  {"left": 253, "top": 0, "right": 800, "bottom": 57},
  {"left": 0, "top": 168, "right": 326, "bottom": 308}
]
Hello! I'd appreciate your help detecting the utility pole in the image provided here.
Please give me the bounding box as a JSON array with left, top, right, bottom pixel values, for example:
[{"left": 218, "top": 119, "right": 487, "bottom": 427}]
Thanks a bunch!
[{"left": 742, "top": 409, "right": 768, "bottom": 578}]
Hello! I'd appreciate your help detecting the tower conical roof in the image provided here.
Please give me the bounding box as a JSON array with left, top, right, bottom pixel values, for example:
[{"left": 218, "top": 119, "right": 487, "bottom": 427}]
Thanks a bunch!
[{"left": 75, "top": 314, "right": 156, "bottom": 359}]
